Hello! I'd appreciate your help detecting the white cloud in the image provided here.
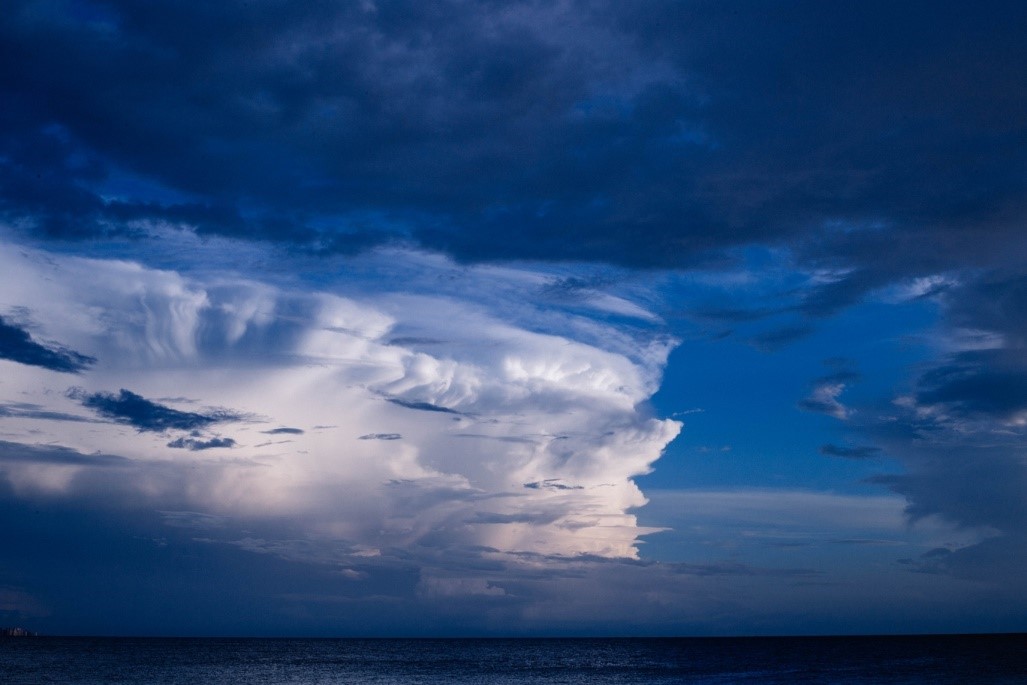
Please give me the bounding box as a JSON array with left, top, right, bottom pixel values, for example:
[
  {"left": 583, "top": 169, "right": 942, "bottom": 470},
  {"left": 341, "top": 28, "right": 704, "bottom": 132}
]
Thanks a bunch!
[
  {"left": 799, "top": 380, "right": 852, "bottom": 420},
  {"left": 883, "top": 274, "right": 958, "bottom": 302},
  {"left": 0, "top": 240, "right": 680, "bottom": 561}
]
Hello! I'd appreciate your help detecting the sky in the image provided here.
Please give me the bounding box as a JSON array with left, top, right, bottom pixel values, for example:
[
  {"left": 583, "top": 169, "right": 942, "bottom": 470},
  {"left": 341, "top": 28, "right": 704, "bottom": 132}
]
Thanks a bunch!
[{"left": 1, "top": 0, "right": 1026, "bottom": 637}]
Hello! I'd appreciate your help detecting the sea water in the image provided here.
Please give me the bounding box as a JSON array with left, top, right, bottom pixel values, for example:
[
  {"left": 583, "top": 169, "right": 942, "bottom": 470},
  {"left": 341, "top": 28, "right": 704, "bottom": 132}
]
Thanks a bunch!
[{"left": 2, "top": 635, "right": 1026, "bottom": 684}]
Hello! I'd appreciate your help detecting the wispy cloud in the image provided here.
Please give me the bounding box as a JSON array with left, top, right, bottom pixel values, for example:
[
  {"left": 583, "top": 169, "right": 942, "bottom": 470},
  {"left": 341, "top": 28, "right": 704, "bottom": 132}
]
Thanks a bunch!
[
  {"left": 799, "top": 370, "right": 860, "bottom": 420},
  {"left": 799, "top": 383, "right": 850, "bottom": 420}
]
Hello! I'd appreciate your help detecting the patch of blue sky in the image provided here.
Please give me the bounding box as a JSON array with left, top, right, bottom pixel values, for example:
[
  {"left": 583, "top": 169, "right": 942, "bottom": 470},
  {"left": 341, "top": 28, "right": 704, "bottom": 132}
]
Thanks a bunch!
[{"left": 643, "top": 285, "right": 940, "bottom": 495}]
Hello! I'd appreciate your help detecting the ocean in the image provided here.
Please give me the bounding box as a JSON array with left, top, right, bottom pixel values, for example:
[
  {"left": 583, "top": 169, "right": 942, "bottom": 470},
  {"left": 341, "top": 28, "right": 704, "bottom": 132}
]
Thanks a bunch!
[{"left": 2, "top": 634, "right": 1026, "bottom": 684}]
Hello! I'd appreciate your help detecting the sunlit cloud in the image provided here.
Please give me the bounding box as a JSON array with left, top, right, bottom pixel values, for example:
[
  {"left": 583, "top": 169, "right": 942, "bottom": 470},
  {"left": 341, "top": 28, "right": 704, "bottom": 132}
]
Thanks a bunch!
[{"left": 0, "top": 240, "right": 680, "bottom": 564}]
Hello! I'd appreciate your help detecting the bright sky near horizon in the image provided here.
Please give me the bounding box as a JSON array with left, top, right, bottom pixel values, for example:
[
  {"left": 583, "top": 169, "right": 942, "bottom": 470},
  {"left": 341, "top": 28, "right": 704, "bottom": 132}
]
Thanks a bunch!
[{"left": 1, "top": 0, "right": 1026, "bottom": 636}]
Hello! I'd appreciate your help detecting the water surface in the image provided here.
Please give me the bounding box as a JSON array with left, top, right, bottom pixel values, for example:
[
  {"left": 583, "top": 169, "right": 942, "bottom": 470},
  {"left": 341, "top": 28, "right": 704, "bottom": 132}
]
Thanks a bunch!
[{"left": 3, "top": 634, "right": 1025, "bottom": 684}]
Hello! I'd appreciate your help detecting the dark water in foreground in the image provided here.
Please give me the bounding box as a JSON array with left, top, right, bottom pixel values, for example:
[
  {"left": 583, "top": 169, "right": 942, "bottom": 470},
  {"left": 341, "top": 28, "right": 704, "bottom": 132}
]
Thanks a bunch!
[{"left": 2, "top": 635, "right": 1026, "bottom": 684}]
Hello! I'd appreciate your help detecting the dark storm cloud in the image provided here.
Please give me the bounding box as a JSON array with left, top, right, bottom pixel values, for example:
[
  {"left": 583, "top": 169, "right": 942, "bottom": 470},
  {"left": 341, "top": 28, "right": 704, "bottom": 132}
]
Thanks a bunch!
[
  {"left": 2, "top": 0, "right": 1024, "bottom": 272},
  {"left": 945, "top": 272, "right": 1027, "bottom": 347},
  {"left": 900, "top": 273, "right": 1027, "bottom": 430},
  {"left": 0, "top": 316, "right": 95, "bottom": 373},
  {"left": 890, "top": 273, "right": 1027, "bottom": 454},
  {"left": 823, "top": 266, "right": 1027, "bottom": 588},
  {"left": 914, "top": 350, "right": 1027, "bottom": 422},
  {"left": 899, "top": 535, "right": 1027, "bottom": 588},
  {"left": 869, "top": 429, "right": 1027, "bottom": 534},
  {"left": 72, "top": 388, "right": 244, "bottom": 432},
  {"left": 166, "top": 436, "right": 236, "bottom": 451},
  {"left": 806, "top": 281, "right": 1027, "bottom": 590},
  {"left": 649, "top": 0, "right": 1027, "bottom": 276},
  {"left": 851, "top": 374, "right": 1027, "bottom": 588}
]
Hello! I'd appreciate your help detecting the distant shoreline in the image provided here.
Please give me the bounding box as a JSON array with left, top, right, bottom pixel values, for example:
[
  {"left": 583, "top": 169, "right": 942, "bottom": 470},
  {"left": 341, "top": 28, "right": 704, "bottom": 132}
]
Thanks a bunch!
[
  {"left": 0, "top": 627, "right": 39, "bottom": 637},
  {"left": 4, "top": 632, "right": 1025, "bottom": 640}
]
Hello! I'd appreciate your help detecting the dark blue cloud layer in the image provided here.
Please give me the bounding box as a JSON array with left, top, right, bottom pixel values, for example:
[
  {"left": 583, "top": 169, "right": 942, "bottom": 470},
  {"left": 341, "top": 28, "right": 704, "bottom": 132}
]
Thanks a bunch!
[
  {"left": 73, "top": 389, "right": 243, "bottom": 432},
  {"left": 915, "top": 350, "right": 1027, "bottom": 422},
  {"left": 0, "top": 316, "right": 95, "bottom": 373},
  {"left": 2, "top": 1, "right": 1024, "bottom": 274}
]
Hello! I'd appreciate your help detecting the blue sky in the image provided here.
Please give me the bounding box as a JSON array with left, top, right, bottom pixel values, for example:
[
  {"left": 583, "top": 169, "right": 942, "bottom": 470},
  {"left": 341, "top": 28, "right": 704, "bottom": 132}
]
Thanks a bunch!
[{"left": 1, "top": 0, "right": 1026, "bottom": 636}]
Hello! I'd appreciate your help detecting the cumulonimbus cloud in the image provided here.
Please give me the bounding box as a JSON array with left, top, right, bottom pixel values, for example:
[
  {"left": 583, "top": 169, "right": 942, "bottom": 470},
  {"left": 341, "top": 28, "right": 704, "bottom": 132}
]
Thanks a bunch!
[{"left": 0, "top": 240, "right": 680, "bottom": 563}]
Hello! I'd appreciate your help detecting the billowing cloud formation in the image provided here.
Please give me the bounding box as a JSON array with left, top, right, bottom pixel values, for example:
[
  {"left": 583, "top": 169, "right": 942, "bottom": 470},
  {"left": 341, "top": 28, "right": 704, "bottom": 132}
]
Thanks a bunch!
[{"left": 0, "top": 241, "right": 679, "bottom": 565}]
